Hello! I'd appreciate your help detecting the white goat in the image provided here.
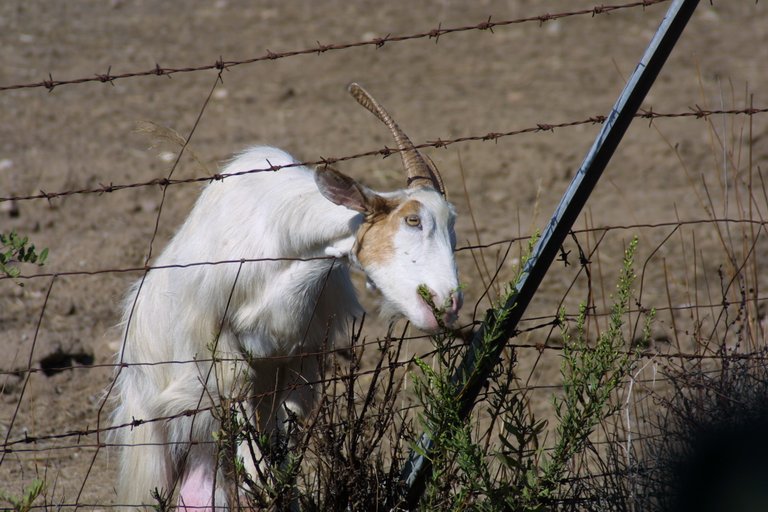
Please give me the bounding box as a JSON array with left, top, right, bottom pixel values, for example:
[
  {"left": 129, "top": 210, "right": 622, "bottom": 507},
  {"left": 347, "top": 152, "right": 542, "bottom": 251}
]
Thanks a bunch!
[{"left": 111, "top": 84, "right": 462, "bottom": 510}]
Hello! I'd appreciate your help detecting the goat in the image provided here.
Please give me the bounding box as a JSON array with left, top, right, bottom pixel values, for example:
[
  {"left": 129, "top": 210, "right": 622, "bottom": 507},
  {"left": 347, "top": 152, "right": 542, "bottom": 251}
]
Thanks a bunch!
[{"left": 111, "top": 83, "right": 462, "bottom": 510}]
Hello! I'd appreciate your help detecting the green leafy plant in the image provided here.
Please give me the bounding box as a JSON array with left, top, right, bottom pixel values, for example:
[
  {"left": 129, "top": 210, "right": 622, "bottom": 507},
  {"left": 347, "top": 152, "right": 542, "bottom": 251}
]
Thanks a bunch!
[
  {"left": 0, "top": 230, "right": 48, "bottom": 279},
  {"left": 0, "top": 479, "right": 45, "bottom": 512},
  {"left": 526, "top": 237, "right": 651, "bottom": 507},
  {"left": 150, "top": 487, "right": 173, "bottom": 512},
  {"left": 411, "top": 236, "right": 649, "bottom": 511}
]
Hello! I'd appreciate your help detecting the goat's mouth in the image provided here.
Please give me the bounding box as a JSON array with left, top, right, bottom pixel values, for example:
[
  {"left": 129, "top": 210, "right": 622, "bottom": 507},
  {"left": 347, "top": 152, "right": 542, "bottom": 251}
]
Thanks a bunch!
[
  {"left": 414, "top": 294, "right": 440, "bottom": 332},
  {"left": 414, "top": 285, "right": 462, "bottom": 332}
]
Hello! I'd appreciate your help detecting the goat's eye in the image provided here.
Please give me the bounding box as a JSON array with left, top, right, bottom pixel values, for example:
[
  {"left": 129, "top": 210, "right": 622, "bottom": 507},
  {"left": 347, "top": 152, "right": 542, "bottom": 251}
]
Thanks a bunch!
[{"left": 404, "top": 214, "right": 421, "bottom": 228}]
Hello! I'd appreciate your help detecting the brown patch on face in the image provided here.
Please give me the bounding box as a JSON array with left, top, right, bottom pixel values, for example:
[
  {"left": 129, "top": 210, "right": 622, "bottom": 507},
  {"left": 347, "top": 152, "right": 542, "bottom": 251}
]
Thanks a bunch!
[
  {"left": 356, "top": 199, "right": 422, "bottom": 268},
  {"left": 395, "top": 200, "right": 422, "bottom": 218}
]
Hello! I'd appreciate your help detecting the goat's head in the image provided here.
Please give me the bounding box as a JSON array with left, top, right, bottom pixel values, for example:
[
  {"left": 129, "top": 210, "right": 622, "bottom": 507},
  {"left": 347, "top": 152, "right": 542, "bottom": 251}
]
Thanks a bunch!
[{"left": 315, "top": 83, "right": 462, "bottom": 332}]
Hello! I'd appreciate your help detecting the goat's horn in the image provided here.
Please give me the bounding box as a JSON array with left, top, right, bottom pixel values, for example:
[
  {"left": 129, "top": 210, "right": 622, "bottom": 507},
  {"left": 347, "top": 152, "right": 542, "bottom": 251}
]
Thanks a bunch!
[{"left": 347, "top": 82, "right": 445, "bottom": 196}]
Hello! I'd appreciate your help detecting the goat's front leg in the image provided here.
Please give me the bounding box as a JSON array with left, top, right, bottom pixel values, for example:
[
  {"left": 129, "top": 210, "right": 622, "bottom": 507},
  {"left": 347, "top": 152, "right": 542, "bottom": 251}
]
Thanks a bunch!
[
  {"left": 276, "top": 355, "right": 321, "bottom": 442},
  {"left": 256, "top": 355, "right": 321, "bottom": 454},
  {"left": 235, "top": 356, "right": 319, "bottom": 493},
  {"left": 274, "top": 355, "right": 321, "bottom": 510},
  {"left": 256, "top": 356, "right": 321, "bottom": 470}
]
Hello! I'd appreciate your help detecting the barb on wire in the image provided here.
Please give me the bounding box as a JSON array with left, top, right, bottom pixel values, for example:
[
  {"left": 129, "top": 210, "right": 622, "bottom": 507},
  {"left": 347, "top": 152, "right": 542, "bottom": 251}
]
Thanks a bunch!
[
  {"left": 0, "top": 349, "right": 753, "bottom": 455},
  {"left": 1, "top": 217, "right": 765, "bottom": 282},
  {"left": 0, "top": 1, "right": 668, "bottom": 93},
  {"left": 4, "top": 317, "right": 768, "bottom": 380},
  {"left": 1, "top": 105, "right": 764, "bottom": 205}
]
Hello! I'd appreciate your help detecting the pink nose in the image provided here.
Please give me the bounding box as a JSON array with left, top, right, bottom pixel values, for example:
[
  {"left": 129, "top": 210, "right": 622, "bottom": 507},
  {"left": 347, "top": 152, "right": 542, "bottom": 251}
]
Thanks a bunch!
[
  {"left": 443, "top": 290, "right": 463, "bottom": 325},
  {"left": 451, "top": 290, "right": 463, "bottom": 313}
]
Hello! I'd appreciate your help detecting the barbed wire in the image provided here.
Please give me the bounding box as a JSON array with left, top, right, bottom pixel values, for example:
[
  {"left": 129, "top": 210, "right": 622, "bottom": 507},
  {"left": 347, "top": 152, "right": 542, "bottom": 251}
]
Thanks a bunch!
[
  {"left": 0, "top": 355, "right": 742, "bottom": 454},
  {"left": 3, "top": 314, "right": 767, "bottom": 381},
  {"left": 0, "top": 105, "right": 764, "bottom": 205},
  {"left": 2, "top": 216, "right": 764, "bottom": 282},
  {"left": 3, "top": 212, "right": 762, "bottom": 456},
  {"left": 0, "top": 0, "right": 668, "bottom": 94},
  {"left": 2, "top": 0, "right": 765, "bottom": 502}
]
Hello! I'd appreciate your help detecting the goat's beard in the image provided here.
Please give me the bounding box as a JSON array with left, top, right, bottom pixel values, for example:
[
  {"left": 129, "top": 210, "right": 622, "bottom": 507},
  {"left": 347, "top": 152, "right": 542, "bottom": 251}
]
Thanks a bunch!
[
  {"left": 378, "top": 296, "right": 440, "bottom": 334},
  {"left": 378, "top": 299, "right": 404, "bottom": 328}
]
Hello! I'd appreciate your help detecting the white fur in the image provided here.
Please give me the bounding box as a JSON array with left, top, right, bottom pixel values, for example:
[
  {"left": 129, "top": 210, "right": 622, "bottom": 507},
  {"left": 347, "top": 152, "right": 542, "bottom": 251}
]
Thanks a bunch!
[{"left": 111, "top": 146, "right": 461, "bottom": 510}]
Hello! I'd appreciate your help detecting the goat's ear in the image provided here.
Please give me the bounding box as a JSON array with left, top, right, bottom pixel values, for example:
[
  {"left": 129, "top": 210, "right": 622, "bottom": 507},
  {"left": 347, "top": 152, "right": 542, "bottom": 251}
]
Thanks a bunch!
[{"left": 315, "top": 166, "right": 371, "bottom": 213}]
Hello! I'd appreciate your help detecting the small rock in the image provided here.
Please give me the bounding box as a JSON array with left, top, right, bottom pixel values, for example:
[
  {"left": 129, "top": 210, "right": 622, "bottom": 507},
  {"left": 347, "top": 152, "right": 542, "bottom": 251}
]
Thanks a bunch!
[
  {"left": 1, "top": 198, "right": 19, "bottom": 218},
  {"left": 140, "top": 200, "right": 158, "bottom": 213},
  {"left": 545, "top": 20, "right": 561, "bottom": 35}
]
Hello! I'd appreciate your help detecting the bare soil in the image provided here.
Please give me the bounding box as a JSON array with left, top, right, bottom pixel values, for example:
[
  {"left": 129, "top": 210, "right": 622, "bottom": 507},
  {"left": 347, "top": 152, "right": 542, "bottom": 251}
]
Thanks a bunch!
[{"left": 1, "top": 0, "right": 766, "bottom": 507}]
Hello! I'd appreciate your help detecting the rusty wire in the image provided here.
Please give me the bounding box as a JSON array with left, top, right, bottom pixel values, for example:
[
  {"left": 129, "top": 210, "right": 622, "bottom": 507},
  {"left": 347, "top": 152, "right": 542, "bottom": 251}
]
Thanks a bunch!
[
  {"left": 0, "top": 355, "right": 747, "bottom": 454},
  {"left": 1, "top": 216, "right": 764, "bottom": 282},
  {"left": 0, "top": 0, "right": 669, "bottom": 93},
  {"left": 0, "top": 105, "right": 765, "bottom": 205},
  {"left": 2, "top": 0, "right": 765, "bottom": 502},
  {"left": 3, "top": 313, "right": 768, "bottom": 381}
]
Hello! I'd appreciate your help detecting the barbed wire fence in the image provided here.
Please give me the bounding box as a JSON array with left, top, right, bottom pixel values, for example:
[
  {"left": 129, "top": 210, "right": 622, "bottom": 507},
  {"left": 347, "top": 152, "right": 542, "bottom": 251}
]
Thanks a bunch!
[{"left": 1, "top": 0, "right": 766, "bottom": 509}]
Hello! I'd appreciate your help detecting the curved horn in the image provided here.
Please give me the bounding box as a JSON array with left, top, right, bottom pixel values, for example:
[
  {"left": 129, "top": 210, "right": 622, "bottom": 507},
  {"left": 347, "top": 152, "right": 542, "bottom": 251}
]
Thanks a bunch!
[{"left": 347, "top": 82, "right": 445, "bottom": 196}]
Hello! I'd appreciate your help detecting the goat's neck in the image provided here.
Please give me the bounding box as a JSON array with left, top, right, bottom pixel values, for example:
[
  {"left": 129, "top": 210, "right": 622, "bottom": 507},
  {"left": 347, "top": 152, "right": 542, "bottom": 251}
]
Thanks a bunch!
[{"left": 279, "top": 189, "right": 363, "bottom": 262}]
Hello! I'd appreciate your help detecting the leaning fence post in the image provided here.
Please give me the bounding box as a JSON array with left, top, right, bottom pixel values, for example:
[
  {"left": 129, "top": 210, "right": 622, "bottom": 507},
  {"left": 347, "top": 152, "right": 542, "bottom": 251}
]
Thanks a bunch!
[{"left": 399, "top": 0, "right": 700, "bottom": 507}]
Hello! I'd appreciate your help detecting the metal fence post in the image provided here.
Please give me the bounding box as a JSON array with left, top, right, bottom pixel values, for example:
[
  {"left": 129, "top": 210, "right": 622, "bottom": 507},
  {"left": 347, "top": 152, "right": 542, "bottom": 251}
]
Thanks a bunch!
[{"left": 399, "top": 0, "right": 700, "bottom": 507}]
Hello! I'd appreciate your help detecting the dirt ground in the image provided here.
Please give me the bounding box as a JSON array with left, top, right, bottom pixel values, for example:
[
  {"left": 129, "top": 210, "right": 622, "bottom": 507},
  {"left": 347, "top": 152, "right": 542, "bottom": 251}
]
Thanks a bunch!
[{"left": 1, "top": 0, "right": 766, "bottom": 507}]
